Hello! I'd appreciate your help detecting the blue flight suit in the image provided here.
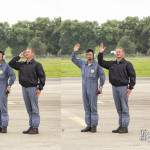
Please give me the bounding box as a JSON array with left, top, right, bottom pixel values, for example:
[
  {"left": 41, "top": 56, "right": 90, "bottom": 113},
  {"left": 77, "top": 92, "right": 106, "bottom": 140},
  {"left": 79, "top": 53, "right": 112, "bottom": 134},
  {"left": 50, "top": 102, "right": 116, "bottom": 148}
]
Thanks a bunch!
[
  {"left": 71, "top": 52, "right": 105, "bottom": 127},
  {"left": 0, "top": 61, "right": 16, "bottom": 128}
]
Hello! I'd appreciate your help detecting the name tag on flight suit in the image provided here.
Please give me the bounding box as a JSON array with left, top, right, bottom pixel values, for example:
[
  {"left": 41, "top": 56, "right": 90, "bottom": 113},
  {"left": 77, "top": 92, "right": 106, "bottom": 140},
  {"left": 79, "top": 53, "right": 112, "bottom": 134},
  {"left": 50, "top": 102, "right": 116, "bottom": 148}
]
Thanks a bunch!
[
  {"left": 91, "top": 69, "right": 95, "bottom": 74},
  {"left": 0, "top": 69, "right": 3, "bottom": 75}
]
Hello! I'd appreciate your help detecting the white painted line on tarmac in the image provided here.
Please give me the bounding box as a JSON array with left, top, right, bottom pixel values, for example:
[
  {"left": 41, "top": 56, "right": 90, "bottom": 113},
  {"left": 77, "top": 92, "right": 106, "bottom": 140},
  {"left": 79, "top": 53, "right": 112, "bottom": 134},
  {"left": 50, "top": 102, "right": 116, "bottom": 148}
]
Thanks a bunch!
[
  {"left": 8, "top": 101, "right": 16, "bottom": 105},
  {"left": 97, "top": 101, "right": 103, "bottom": 104}
]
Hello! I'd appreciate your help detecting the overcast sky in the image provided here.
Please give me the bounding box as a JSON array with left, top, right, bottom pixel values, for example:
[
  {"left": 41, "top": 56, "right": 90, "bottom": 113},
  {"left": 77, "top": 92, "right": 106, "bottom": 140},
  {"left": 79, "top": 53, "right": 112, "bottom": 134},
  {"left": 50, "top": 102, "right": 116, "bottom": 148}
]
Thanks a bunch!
[{"left": 0, "top": 0, "right": 150, "bottom": 24}]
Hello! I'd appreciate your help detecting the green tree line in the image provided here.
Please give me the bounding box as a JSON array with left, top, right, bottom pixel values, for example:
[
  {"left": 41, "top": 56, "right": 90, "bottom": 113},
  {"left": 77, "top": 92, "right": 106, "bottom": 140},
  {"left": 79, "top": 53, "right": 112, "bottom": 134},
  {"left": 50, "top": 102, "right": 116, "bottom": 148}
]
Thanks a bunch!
[{"left": 1, "top": 16, "right": 150, "bottom": 56}]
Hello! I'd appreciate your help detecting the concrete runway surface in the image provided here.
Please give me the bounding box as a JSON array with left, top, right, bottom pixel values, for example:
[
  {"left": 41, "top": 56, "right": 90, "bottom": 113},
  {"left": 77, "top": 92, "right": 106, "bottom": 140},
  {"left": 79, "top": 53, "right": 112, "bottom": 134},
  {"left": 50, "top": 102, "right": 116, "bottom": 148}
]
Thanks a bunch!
[{"left": 0, "top": 78, "right": 150, "bottom": 150}]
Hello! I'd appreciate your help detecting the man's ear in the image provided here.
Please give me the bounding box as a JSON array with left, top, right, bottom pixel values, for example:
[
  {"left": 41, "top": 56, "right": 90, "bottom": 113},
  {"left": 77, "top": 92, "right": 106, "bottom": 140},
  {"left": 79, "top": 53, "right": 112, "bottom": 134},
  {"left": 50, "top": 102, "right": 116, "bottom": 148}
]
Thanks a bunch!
[{"left": 3, "top": 55, "right": 5, "bottom": 59}]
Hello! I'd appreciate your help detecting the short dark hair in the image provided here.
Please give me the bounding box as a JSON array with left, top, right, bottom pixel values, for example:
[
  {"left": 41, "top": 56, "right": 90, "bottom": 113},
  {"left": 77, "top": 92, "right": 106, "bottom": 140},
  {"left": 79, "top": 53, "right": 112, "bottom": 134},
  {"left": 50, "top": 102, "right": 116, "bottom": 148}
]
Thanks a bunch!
[
  {"left": 86, "top": 48, "right": 94, "bottom": 55},
  {"left": 0, "top": 50, "right": 4, "bottom": 56}
]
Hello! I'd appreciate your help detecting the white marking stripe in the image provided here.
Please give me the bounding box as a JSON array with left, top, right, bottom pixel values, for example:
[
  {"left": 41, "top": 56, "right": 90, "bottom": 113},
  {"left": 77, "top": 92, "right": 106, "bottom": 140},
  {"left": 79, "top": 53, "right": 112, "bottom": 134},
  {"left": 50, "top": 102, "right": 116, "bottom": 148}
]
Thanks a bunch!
[
  {"left": 97, "top": 101, "right": 103, "bottom": 104},
  {"left": 8, "top": 101, "right": 16, "bottom": 105}
]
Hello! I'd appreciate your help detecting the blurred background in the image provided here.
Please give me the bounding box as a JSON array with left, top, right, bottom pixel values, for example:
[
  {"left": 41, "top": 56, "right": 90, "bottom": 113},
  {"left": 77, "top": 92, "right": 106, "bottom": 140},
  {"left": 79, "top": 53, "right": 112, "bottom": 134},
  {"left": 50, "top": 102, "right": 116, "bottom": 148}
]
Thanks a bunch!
[{"left": 0, "top": 0, "right": 150, "bottom": 77}]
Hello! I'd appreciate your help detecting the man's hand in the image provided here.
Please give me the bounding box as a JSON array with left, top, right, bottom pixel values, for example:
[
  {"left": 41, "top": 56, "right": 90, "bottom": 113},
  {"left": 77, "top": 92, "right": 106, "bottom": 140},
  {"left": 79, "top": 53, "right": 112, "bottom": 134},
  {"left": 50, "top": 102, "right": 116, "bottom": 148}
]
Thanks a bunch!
[
  {"left": 6, "top": 86, "right": 11, "bottom": 95},
  {"left": 19, "top": 51, "right": 25, "bottom": 58},
  {"left": 36, "top": 89, "right": 41, "bottom": 97},
  {"left": 99, "top": 43, "right": 106, "bottom": 53},
  {"left": 96, "top": 87, "right": 103, "bottom": 95},
  {"left": 73, "top": 43, "right": 80, "bottom": 52},
  {"left": 127, "top": 89, "right": 132, "bottom": 97}
]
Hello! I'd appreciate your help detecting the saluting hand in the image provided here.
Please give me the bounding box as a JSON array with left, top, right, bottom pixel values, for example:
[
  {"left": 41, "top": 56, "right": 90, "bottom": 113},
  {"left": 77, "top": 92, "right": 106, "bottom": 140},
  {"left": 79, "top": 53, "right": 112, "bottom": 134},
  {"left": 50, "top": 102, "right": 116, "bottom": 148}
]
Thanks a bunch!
[
  {"left": 73, "top": 43, "right": 80, "bottom": 52},
  {"left": 19, "top": 51, "right": 25, "bottom": 58}
]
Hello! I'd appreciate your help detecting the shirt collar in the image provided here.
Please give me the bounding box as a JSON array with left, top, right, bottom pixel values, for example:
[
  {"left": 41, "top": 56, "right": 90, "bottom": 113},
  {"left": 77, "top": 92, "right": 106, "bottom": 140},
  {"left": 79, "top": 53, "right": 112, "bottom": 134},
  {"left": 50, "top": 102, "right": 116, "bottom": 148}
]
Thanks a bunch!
[
  {"left": 116, "top": 58, "right": 126, "bottom": 64},
  {"left": 85, "top": 60, "right": 96, "bottom": 66},
  {"left": 0, "top": 60, "right": 5, "bottom": 66},
  {"left": 26, "top": 59, "right": 35, "bottom": 64}
]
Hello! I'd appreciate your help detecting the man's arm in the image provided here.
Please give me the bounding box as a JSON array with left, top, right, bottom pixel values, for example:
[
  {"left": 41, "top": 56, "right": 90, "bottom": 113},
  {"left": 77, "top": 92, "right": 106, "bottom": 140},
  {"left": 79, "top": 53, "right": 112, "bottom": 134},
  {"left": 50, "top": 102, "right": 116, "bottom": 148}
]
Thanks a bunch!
[
  {"left": 98, "top": 52, "right": 113, "bottom": 69},
  {"left": 97, "top": 43, "right": 113, "bottom": 69},
  {"left": 9, "top": 52, "right": 25, "bottom": 70},
  {"left": 7, "top": 65, "right": 16, "bottom": 86},
  {"left": 126, "top": 62, "right": 136, "bottom": 90},
  {"left": 97, "top": 65, "right": 105, "bottom": 93},
  {"left": 71, "top": 43, "right": 83, "bottom": 68},
  {"left": 36, "top": 63, "right": 46, "bottom": 91},
  {"left": 5, "top": 65, "right": 16, "bottom": 95},
  {"left": 71, "top": 51, "right": 83, "bottom": 68},
  {"left": 8, "top": 56, "right": 22, "bottom": 70}
]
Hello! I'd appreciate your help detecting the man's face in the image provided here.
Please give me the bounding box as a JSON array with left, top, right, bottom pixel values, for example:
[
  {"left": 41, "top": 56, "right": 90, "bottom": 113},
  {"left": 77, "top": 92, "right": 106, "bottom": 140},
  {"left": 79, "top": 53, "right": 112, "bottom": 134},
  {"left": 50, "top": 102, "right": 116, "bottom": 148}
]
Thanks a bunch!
[
  {"left": 115, "top": 48, "right": 125, "bottom": 59},
  {"left": 24, "top": 49, "right": 34, "bottom": 59},
  {"left": 0, "top": 53, "right": 3, "bottom": 61},
  {"left": 86, "top": 52, "right": 94, "bottom": 61}
]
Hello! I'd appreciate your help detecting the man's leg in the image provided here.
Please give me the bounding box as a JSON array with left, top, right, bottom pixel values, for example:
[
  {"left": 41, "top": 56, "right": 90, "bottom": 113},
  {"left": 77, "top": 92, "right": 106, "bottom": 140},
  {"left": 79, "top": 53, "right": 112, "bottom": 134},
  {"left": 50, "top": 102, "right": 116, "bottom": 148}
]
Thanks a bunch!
[
  {"left": 83, "top": 90, "right": 91, "bottom": 127},
  {"left": 0, "top": 84, "right": 8, "bottom": 133},
  {"left": 27, "top": 87, "right": 40, "bottom": 129},
  {"left": 0, "top": 92, "right": 2, "bottom": 128},
  {"left": 0, "top": 86, "right": 8, "bottom": 133},
  {"left": 86, "top": 81, "right": 98, "bottom": 133},
  {"left": 0, "top": 111, "right": 1, "bottom": 128},
  {"left": 118, "top": 86, "right": 129, "bottom": 128},
  {"left": 112, "top": 86, "right": 123, "bottom": 133},
  {"left": 112, "top": 86, "right": 122, "bottom": 126},
  {"left": 90, "top": 93, "right": 98, "bottom": 133},
  {"left": 22, "top": 87, "right": 32, "bottom": 128},
  {"left": 81, "top": 89, "right": 91, "bottom": 132},
  {"left": 1, "top": 95, "right": 8, "bottom": 129}
]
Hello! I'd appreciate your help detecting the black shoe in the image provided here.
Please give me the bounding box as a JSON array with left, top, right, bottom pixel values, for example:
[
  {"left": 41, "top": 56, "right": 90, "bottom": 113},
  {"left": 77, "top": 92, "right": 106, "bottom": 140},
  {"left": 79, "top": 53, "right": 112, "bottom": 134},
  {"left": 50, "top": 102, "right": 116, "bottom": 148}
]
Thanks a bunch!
[
  {"left": 81, "top": 126, "right": 91, "bottom": 132},
  {"left": 90, "top": 126, "right": 97, "bottom": 133},
  {"left": 1, "top": 127, "right": 7, "bottom": 133},
  {"left": 0, "top": 127, "right": 2, "bottom": 132},
  {"left": 28, "top": 128, "right": 39, "bottom": 134},
  {"left": 112, "top": 126, "right": 122, "bottom": 133},
  {"left": 118, "top": 127, "right": 128, "bottom": 134},
  {"left": 22, "top": 127, "right": 32, "bottom": 134}
]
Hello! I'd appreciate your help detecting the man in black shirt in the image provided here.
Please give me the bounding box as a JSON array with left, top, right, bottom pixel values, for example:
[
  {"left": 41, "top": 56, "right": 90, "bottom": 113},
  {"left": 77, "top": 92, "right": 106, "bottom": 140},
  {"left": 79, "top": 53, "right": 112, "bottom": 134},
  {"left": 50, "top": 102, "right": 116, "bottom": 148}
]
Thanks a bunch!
[
  {"left": 98, "top": 43, "right": 136, "bottom": 134},
  {"left": 9, "top": 48, "right": 46, "bottom": 134}
]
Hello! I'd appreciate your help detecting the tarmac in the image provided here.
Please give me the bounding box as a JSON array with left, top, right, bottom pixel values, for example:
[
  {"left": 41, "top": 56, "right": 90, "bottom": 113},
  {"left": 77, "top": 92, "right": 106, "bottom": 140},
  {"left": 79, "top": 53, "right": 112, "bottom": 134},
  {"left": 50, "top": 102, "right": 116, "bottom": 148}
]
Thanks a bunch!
[{"left": 0, "top": 78, "right": 150, "bottom": 150}]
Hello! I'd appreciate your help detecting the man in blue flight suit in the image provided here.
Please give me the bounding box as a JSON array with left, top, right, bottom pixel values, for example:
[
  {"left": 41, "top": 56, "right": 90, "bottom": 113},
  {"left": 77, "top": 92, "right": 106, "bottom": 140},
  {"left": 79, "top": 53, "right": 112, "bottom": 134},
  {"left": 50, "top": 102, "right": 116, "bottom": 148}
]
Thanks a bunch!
[
  {"left": 71, "top": 43, "right": 105, "bottom": 133},
  {"left": 0, "top": 50, "right": 16, "bottom": 133}
]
